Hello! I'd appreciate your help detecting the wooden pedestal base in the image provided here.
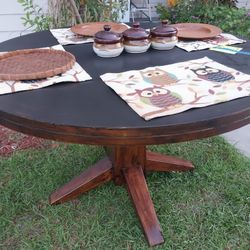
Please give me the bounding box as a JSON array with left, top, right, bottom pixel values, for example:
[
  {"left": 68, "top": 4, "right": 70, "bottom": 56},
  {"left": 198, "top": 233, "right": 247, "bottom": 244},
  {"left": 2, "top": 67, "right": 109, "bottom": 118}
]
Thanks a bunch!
[{"left": 50, "top": 146, "right": 194, "bottom": 247}]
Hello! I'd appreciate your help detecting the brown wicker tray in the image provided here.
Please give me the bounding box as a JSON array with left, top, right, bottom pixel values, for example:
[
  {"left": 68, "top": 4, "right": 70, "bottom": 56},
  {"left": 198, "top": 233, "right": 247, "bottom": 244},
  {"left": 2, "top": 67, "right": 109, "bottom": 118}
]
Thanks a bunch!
[{"left": 0, "top": 48, "right": 76, "bottom": 81}]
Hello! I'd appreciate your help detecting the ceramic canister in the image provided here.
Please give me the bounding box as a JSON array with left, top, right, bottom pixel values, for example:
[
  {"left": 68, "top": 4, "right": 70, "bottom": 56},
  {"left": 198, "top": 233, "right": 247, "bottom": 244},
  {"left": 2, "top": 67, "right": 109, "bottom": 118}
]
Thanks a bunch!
[
  {"left": 122, "top": 22, "right": 151, "bottom": 53},
  {"left": 93, "top": 25, "right": 124, "bottom": 58},
  {"left": 151, "top": 20, "right": 178, "bottom": 50}
]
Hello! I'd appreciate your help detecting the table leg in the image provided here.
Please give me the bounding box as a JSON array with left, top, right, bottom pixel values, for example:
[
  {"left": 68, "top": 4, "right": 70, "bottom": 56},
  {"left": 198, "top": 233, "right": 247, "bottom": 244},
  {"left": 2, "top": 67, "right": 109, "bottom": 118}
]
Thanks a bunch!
[
  {"left": 146, "top": 151, "right": 194, "bottom": 172},
  {"left": 50, "top": 157, "right": 113, "bottom": 205},
  {"left": 50, "top": 145, "right": 194, "bottom": 246},
  {"left": 107, "top": 145, "right": 164, "bottom": 246},
  {"left": 123, "top": 165, "right": 164, "bottom": 247}
]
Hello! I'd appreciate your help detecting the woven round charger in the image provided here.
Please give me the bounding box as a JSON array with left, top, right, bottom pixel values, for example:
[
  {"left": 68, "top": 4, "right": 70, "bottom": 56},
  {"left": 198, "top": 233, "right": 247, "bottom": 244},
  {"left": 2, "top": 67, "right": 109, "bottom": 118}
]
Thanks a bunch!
[{"left": 0, "top": 48, "right": 76, "bottom": 81}]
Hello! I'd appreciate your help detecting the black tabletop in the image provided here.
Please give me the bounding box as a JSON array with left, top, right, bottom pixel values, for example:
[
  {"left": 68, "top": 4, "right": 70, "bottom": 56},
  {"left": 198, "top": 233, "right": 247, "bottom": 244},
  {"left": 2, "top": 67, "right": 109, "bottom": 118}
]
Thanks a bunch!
[{"left": 0, "top": 30, "right": 249, "bottom": 144}]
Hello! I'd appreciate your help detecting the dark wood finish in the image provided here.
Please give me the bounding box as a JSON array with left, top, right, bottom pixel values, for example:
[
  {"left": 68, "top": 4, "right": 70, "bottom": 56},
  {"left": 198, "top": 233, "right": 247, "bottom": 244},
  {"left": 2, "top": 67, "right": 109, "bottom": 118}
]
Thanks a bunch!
[
  {"left": 0, "top": 106, "right": 249, "bottom": 146},
  {"left": 106, "top": 145, "right": 145, "bottom": 185},
  {"left": 146, "top": 151, "right": 194, "bottom": 172},
  {"left": 123, "top": 166, "right": 164, "bottom": 247},
  {"left": 50, "top": 157, "right": 113, "bottom": 205},
  {"left": 0, "top": 31, "right": 249, "bottom": 247},
  {"left": 49, "top": 145, "right": 194, "bottom": 246}
]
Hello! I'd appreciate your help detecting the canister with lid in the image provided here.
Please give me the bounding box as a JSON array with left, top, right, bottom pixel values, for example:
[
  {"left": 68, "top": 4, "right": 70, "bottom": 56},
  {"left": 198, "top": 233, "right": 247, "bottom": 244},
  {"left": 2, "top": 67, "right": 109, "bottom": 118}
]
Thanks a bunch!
[
  {"left": 93, "top": 25, "right": 124, "bottom": 58},
  {"left": 122, "top": 22, "right": 151, "bottom": 53},
  {"left": 151, "top": 20, "right": 178, "bottom": 50}
]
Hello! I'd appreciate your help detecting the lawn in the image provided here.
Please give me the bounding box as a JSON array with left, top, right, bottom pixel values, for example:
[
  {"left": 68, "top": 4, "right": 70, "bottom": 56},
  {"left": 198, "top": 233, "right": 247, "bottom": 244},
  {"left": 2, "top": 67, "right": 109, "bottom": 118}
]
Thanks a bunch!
[{"left": 0, "top": 136, "right": 249, "bottom": 249}]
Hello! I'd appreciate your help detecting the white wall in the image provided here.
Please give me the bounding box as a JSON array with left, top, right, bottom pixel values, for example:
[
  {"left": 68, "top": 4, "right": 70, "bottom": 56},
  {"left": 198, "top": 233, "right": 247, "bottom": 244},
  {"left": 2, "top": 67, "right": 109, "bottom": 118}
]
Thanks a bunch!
[{"left": 0, "top": 0, "right": 47, "bottom": 43}]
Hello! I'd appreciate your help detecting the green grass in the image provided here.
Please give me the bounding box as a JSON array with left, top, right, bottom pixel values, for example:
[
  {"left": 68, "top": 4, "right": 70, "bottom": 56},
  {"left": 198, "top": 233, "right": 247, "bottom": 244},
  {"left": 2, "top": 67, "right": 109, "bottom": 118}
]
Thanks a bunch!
[{"left": 0, "top": 137, "right": 249, "bottom": 249}]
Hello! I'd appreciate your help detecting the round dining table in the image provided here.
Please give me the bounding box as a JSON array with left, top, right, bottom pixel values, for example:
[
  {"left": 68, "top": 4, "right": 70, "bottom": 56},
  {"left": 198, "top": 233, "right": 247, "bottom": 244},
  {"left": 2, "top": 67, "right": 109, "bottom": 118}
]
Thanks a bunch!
[{"left": 0, "top": 30, "right": 249, "bottom": 247}]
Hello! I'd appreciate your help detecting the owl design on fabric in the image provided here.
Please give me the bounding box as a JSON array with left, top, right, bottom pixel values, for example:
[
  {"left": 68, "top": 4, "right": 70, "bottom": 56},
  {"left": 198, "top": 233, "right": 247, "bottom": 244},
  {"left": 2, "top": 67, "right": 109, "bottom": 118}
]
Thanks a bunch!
[
  {"left": 140, "top": 68, "right": 178, "bottom": 86},
  {"left": 191, "top": 66, "right": 235, "bottom": 82},
  {"left": 136, "top": 87, "right": 182, "bottom": 108}
]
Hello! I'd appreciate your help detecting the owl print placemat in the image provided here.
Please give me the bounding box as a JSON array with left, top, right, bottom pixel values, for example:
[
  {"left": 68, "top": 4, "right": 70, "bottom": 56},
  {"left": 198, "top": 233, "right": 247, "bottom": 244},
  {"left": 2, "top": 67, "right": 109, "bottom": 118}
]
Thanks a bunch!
[
  {"left": 0, "top": 45, "right": 92, "bottom": 95},
  {"left": 176, "top": 33, "right": 245, "bottom": 52},
  {"left": 50, "top": 28, "right": 94, "bottom": 46},
  {"left": 100, "top": 57, "right": 250, "bottom": 120}
]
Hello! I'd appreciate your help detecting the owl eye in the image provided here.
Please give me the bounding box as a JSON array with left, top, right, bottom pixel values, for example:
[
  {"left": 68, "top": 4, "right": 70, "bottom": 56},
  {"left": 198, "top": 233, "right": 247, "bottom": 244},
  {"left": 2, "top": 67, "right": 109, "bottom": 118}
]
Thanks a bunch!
[
  {"left": 153, "top": 88, "right": 167, "bottom": 94},
  {"left": 146, "top": 73, "right": 153, "bottom": 77},
  {"left": 154, "top": 71, "right": 164, "bottom": 76},
  {"left": 196, "top": 69, "right": 207, "bottom": 75},
  {"left": 141, "top": 90, "right": 153, "bottom": 97},
  {"left": 206, "top": 68, "right": 219, "bottom": 73}
]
